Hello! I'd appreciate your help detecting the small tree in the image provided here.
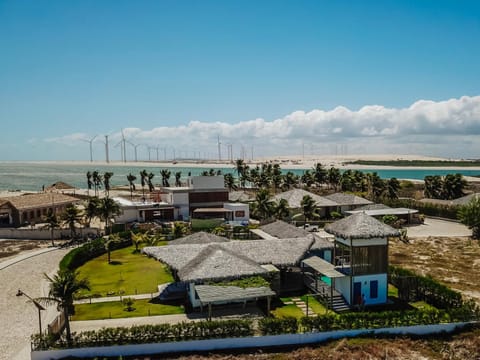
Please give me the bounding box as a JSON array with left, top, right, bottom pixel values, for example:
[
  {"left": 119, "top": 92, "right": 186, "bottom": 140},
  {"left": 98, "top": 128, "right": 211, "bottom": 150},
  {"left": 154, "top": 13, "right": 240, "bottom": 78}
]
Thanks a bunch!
[
  {"left": 123, "top": 297, "right": 135, "bottom": 312},
  {"left": 43, "top": 210, "right": 59, "bottom": 246},
  {"left": 61, "top": 205, "right": 83, "bottom": 239},
  {"left": 458, "top": 197, "right": 480, "bottom": 239},
  {"left": 37, "top": 270, "right": 90, "bottom": 345},
  {"left": 131, "top": 231, "right": 145, "bottom": 253},
  {"left": 104, "top": 233, "right": 120, "bottom": 264}
]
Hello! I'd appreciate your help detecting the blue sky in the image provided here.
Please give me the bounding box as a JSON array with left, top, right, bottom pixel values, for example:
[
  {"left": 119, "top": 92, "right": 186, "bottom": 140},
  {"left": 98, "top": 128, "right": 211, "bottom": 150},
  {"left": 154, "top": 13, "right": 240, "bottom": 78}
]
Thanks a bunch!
[{"left": 1, "top": 0, "right": 479, "bottom": 161}]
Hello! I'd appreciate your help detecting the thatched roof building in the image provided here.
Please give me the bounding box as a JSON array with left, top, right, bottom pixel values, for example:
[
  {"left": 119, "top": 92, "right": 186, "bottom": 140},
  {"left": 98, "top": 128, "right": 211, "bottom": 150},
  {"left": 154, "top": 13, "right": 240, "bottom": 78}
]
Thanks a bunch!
[
  {"left": 325, "top": 212, "right": 400, "bottom": 240},
  {"left": 178, "top": 244, "right": 268, "bottom": 282},
  {"left": 273, "top": 189, "right": 337, "bottom": 208},
  {"left": 143, "top": 237, "right": 314, "bottom": 282},
  {"left": 45, "top": 181, "right": 77, "bottom": 192},
  {"left": 260, "top": 220, "right": 310, "bottom": 238},
  {"left": 169, "top": 231, "right": 229, "bottom": 245},
  {"left": 324, "top": 193, "right": 372, "bottom": 207}
]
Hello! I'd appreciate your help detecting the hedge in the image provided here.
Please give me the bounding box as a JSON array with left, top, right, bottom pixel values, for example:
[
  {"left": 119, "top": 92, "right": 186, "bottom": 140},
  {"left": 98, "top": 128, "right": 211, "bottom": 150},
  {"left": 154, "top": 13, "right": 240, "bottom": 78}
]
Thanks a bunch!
[
  {"left": 59, "top": 236, "right": 132, "bottom": 271},
  {"left": 32, "top": 320, "right": 254, "bottom": 351}
]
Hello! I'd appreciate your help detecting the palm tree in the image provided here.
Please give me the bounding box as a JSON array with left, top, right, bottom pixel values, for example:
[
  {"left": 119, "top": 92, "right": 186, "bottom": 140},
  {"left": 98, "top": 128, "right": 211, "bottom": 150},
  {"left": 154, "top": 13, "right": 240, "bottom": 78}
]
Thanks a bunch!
[
  {"left": 458, "top": 197, "right": 480, "bottom": 239},
  {"left": 43, "top": 210, "right": 59, "bottom": 246},
  {"left": 442, "top": 173, "right": 467, "bottom": 200},
  {"left": 224, "top": 173, "right": 236, "bottom": 190},
  {"left": 160, "top": 169, "right": 171, "bottom": 187},
  {"left": 281, "top": 171, "right": 299, "bottom": 190},
  {"left": 103, "top": 171, "right": 114, "bottom": 197},
  {"left": 234, "top": 159, "right": 246, "bottom": 178},
  {"left": 366, "top": 172, "right": 385, "bottom": 202},
  {"left": 147, "top": 172, "right": 155, "bottom": 192},
  {"left": 172, "top": 222, "right": 186, "bottom": 239},
  {"left": 252, "top": 188, "right": 275, "bottom": 221},
  {"left": 327, "top": 167, "right": 341, "bottom": 191},
  {"left": 97, "top": 197, "right": 121, "bottom": 233},
  {"left": 92, "top": 171, "right": 102, "bottom": 197},
  {"left": 385, "top": 177, "right": 401, "bottom": 200},
  {"left": 61, "top": 205, "right": 83, "bottom": 239},
  {"left": 275, "top": 198, "right": 290, "bottom": 220},
  {"left": 104, "top": 233, "right": 120, "bottom": 263},
  {"left": 84, "top": 197, "right": 101, "bottom": 228},
  {"left": 131, "top": 231, "right": 145, "bottom": 252},
  {"left": 424, "top": 175, "right": 443, "bottom": 199},
  {"left": 301, "top": 195, "right": 320, "bottom": 224},
  {"left": 86, "top": 171, "right": 93, "bottom": 196},
  {"left": 126, "top": 173, "right": 137, "bottom": 199},
  {"left": 140, "top": 169, "right": 148, "bottom": 198},
  {"left": 301, "top": 170, "right": 315, "bottom": 188},
  {"left": 312, "top": 163, "right": 327, "bottom": 186},
  {"left": 175, "top": 171, "right": 182, "bottom": 187},
  {"left": 38, "top": 270, "right": 90, "bottom": 345}
]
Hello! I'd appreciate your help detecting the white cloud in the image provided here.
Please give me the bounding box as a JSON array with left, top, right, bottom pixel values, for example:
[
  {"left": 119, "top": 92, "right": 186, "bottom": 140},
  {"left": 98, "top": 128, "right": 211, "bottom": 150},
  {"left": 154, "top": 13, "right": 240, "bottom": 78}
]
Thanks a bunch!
[{"left": 46, "top": 95, "right": 480, "bottom": 159}]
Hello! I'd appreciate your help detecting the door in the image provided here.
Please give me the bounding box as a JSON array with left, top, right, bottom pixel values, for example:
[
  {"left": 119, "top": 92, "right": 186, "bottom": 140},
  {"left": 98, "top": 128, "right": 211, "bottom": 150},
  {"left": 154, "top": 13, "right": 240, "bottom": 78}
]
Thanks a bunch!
[{"left": 353, "top": 282, "right": 362, "bottom": 305}]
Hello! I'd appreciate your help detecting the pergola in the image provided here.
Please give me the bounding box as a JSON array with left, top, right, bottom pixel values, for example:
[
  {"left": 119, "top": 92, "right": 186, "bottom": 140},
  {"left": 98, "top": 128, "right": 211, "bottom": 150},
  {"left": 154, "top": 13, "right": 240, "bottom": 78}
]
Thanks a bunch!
[{"left": 195, "top": 285, "right": 276, "bottom": 320}]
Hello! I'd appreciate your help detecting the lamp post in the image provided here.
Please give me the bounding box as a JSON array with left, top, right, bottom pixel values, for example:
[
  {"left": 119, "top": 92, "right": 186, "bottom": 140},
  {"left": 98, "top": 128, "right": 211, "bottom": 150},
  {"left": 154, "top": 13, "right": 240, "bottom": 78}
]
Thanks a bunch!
[{"left": 16, "top": 289, "right": 45, "bottom": 339}]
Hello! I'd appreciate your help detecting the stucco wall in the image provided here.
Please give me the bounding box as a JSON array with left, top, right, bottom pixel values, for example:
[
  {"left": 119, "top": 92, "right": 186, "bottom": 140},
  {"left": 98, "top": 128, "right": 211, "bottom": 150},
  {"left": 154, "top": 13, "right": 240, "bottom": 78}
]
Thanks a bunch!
[{"left": 352, "top": 273, "right": 388, "bottom": 305}]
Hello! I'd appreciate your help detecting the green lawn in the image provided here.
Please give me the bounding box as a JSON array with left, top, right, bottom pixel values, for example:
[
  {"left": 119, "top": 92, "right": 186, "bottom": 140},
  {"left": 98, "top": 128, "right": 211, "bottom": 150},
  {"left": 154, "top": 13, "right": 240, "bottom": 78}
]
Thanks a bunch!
[
  {"left": 300, "top": 295, "right": 331, "bottom": 315},
  {"left": 409, "top": 301, "right": 437, "bottom": 311},
  {"left": 76, "top": 245, "right": 174, "bottom": 298},
  {"left": 388, "top": 284, "right": 399, "bottom": 298},
  {"left": 271, "top": 304, "right": 305, "bottom": 319},
  {"left": 72, "top": 299, "right": 184, "bottom": 321}
]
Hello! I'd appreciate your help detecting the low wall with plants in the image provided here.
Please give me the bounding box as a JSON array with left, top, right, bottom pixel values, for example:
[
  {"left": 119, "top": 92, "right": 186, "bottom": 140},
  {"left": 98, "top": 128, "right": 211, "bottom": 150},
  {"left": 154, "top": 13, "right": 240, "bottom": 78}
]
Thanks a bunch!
[
  {"left": 31, "top": 322, "right": 474, "bottom": 360},
  {"left": 59, "top": 234, "right": 132, "bottom": 271}
]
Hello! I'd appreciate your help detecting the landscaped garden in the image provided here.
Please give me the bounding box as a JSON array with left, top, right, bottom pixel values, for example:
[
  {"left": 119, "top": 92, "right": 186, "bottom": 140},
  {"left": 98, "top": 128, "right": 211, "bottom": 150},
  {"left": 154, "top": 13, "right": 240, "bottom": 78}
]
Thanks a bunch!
[
  {"left": 75, "top": 245, "right": 174, "bottom": 298},
  {"left": 72, "top": 299, "right": 184, "bottom": 321}
]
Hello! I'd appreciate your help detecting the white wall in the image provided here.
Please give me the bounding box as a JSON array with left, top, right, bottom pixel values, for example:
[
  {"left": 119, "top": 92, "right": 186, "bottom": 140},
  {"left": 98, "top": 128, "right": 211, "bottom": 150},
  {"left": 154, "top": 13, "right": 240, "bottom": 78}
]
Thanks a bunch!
[
  {"left": 352, "top": 273, "right": 388, "bottom": 305},
  {"left": 0, "top": 227, "right": 99, "bottom": 240},
  {"left": 115, "top": 208, "right": 140, "bottom": 223},
  {"left": 31, "top": 322, "right": 471, "bottom": 360},
  {"left": 223, "top": 203, "right": 249, "bottom": 222},
  {"left": 334, "top": 276, "right": 351, "bottom": 304},
  {"left": 189, "top": 176, "right": 224, "bottom": 189}
]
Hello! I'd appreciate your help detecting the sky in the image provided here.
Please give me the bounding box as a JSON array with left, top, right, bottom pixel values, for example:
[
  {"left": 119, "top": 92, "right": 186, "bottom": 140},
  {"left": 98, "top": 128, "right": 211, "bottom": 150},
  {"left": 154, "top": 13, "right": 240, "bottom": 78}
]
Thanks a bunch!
[{"left": 0, "top": 0, "right": 479, "bottom": 161}]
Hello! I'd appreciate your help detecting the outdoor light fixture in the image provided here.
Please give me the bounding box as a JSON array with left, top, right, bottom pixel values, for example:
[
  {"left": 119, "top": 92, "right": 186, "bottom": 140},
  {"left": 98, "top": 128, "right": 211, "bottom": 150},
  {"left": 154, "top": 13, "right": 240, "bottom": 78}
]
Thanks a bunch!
[{"left": 17, "top": 289, "right": 45, "bottom": 339}]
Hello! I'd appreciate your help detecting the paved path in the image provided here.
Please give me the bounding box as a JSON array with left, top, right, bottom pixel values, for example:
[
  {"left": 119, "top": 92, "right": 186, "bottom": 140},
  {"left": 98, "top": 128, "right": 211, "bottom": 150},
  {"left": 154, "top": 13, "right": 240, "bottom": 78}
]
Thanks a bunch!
[
  {"left": 0, "top": 246, "right": 58, "bottom": 270},
  {"left": 406, "top": 217, "right": 471, "bottom": 238},
  {"left": 0, "top": 247, "right": 69, "bottom": 360}
]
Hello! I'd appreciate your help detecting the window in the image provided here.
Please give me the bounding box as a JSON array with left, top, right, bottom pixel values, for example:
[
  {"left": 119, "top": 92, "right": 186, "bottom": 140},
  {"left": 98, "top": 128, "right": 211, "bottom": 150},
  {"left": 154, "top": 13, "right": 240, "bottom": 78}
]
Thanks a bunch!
[
  {"left": 235, "top": 210, "right": 245, "bottom": 218},
  {"left": 370, "top": 280, "right": 378, "bottom": 299}
]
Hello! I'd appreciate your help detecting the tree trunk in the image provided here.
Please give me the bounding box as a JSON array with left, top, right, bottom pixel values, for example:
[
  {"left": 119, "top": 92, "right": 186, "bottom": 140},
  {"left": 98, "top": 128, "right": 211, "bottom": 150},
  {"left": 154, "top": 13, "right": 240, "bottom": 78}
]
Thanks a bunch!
[
  {"left": 63, "top": 306, "right": 72, "bottom": 345},
  {"left": 51, "top": 229, "right": 54, "bottom": 247}
]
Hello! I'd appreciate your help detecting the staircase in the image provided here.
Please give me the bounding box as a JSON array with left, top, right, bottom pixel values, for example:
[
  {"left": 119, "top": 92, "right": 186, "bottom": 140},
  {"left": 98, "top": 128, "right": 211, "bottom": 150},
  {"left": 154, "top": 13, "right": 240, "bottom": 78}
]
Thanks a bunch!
[{"left": 329, "top": 293, "right": 350, "bottom": 313}]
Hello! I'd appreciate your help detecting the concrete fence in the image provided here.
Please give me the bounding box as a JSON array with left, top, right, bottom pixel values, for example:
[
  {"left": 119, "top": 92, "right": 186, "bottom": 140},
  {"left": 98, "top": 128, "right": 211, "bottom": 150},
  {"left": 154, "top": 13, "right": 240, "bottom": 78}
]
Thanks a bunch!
[
  {"left": 31, "top": 321, "right": 471, "bottom": 360},
  {"left": 0, "top": 227, "right": 99, "bottom": 240}
]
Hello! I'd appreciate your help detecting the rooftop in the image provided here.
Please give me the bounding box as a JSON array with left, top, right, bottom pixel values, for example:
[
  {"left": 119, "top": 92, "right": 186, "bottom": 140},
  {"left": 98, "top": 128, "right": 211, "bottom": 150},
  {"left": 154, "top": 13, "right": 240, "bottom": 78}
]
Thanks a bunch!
[
  {"left": 324, "top": 193, "right": 373, "bottom": 206},
  {"left": 325, "top": 212, "right": 400, "bottom": 240},
  {"left": 273, "top": 189, "right": 337, "bottom": 208}
]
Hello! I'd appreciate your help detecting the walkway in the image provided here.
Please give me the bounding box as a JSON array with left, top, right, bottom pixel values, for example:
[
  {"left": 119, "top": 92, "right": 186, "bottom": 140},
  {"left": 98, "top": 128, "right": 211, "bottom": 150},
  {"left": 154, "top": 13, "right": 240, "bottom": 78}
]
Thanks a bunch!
[
  {"left": 406, "top": 217, "right": 471, "bottom": 238},
  {"left": 0, "top": 246, "right": 58, "bottom": 270}
]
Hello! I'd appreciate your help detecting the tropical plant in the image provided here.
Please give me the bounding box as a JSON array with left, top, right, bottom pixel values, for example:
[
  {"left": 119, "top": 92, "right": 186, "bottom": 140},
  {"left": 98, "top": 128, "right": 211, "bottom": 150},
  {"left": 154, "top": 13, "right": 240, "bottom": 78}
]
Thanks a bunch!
[
  {"left": 123, "top": 297, "right": 135, "bottom": 312},
  {"left": 84, "top": 197, "right": 100, "bottom": 228},
  {"left": 43, "top": 209, "right": 59, "bottom": 246},
  {"left": 327, "top": 167, "right": 341, "bottom": 190},
  {"left": 103, "top": 171, "right": 114, "bottom": 196},
  {"left": 175, "top": 171, "right": 182, "bottom": 187},
  {"left": 442, "top": 173, "right": 467, "bottom": 200},
  {"left": 160, "top": 169, "right": 171, "bottom": 187},
  {"left": 172, "top": 222, "right": 186, "bottom": 239},
  {"left": 251, "top": 188, "right": 275, "bottom": 221},
  {"left": 130, "top": 231, "right": 145, "bottom": 252},
  {"left": 37, "top": 270, "right": 90, "bottom": 345},
  {"left": 126, "top": 173, "right": 137, "bottom": 199},
  {"left": 385, "top": 177, "right": 401, "bottom": 200},
  {"left": 147, "top": 172, "right": 155, "bottom": 192},
  {"left": 275, "top": 198, "right": 290, "bottom": 220},
  {"left": 282, "top": 171, "right": 298, "bottom": 190},
  {"left": 140, "top": 169, "right": 148, "bottom": 198},
  {"left": 300, "top": 195, "right": 320, "bottom": 223},
  {"left": 86, "top": 171, "right": 93, "bottom": 196},
  {"left": 97, "top": 197, "right": 121, "bottom": 233},
  {"left": 224, "top": 173, "right": 236, "bottom": 190},
  {"left": 458, "top": 197, "right": 480, "bottom": 239},
  {"left": 92, "top": 171, "right": 103, "bottom": 197},
  {"left": 104, "top": 233, "right": 120, "bottom": 264},
  {"left": 61, "top": 205, "right": 83, "bottom": 239},
  {"left": 312, "top": 163, "right": 327, "bottom": 186}
]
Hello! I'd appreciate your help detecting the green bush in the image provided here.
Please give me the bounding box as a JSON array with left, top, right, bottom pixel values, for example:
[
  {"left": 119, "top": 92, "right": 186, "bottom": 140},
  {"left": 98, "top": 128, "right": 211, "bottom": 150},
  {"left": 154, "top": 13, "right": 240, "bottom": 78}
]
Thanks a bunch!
[
  {"left": 32, "top": 319, "right": 254, "bottom": 350},
  {"left": 60, "top": 237, "right": 132, "bottom": 271},
  {"left": 258, "top": 317, "right": 298, "bottom": 335}
]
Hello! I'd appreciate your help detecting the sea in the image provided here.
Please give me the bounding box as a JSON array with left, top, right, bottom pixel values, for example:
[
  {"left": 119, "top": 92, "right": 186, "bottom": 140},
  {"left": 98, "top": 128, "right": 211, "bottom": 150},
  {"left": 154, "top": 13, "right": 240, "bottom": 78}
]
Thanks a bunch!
[{"left": 1, "top": 162, "right": 480, "bottom": 192}]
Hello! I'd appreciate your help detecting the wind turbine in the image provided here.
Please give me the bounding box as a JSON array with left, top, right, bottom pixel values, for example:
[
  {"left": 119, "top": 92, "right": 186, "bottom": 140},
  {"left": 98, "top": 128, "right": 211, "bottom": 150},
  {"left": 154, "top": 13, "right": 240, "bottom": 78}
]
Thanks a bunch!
[
  {"left": 217, "top": 135, "right": 222, "bottom": 161},
  {"left": 81, "top": 135, "right": 97, "bottom": 162},
  {"left": 114, "top": 129, "right": 127, "bottom": 162},
  {"left": 126, "top": 140, "right": 142, "bottom": 162},
  {"left": 102, "top": 135, "right": 110, "bottom": 163}
]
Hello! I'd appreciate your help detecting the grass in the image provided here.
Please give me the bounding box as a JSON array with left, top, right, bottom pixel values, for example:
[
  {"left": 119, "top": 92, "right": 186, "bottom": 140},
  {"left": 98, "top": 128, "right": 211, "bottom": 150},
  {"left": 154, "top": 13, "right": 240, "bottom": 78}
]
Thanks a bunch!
[
  {"left": 271, "top": 304, "right": 304, "bottom": 319},
  {"left": 410, "top": 301, "right": 438, "bottom": 311},
  {"left": 72, "top": 299, "right": 184, "bottom": 321},
  {"left": 76, "top": 245, "right": 174, "bottom": 298},
  {"left": 388, "top": 284, "right": 399, "bottom": 298},
  {"left": 300, "top": 295, "right": 331, "bottom": 315}
]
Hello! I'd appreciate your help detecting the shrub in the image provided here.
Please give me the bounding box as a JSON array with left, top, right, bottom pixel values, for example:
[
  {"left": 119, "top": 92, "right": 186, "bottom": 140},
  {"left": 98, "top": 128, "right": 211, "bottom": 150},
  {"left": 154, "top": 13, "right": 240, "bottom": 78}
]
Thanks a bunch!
[{"left": 259, "top": 317, "right": 298, "bottom": 335}]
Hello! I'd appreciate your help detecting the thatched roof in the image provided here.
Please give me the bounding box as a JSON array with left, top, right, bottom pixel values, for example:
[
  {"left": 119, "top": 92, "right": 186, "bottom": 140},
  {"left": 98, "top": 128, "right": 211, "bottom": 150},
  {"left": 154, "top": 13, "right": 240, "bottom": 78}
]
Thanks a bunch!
[
  {"left": 178, "top": 244, "right": 268, "bottom": 282},
  {"left": 46, "top": 181, "right": 76, "bottom": 191},
  {"left": 273, "top": 189, "right": 337, "bottom": 208},
  {"left": 324, "top": 212, "right": 400, "bottom": 239},
  {"left": 169, "top": 232, "right": 230, "bottom": 245},
  {"left": 0, "top": 193, "right": 79, "bottom": 211},
  {"left": 143, "top": 237, "right": 314, "bottom": 281},
  {"left": 324, "top": 193, "right": 373, "bottom": 206},
  {"left": 451, "top": 193, "right": 480, "bottom": 206},
  {"left": 260, "top": 220, "right": 310, "bottom": 238},
  {"left": 229, "top": 191, "right": 256, "bottom": 202},
  {"left": 354, "top": 203, "right": 391, "bottom": 211}
]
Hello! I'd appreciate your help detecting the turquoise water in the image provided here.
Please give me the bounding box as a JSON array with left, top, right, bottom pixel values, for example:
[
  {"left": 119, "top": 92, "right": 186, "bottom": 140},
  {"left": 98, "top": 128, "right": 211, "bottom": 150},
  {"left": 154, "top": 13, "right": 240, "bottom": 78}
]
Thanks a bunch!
[{"left": 0, "top": 162, "right": 479, "bottom": 191}]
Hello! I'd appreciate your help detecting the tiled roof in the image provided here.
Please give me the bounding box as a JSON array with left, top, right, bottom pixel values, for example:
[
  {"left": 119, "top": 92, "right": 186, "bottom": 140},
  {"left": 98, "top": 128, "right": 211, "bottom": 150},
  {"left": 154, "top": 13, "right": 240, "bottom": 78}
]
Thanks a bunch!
[{"left": 0, "top": 193, "right": 79, "bottom": 210}]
